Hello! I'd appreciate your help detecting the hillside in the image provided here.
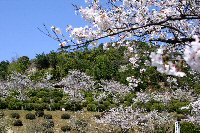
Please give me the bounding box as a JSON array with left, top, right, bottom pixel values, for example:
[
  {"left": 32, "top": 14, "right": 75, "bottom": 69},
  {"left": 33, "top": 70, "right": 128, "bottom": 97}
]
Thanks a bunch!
[{"left": 0, "top": 42, "right": 200, "bottom": 133}]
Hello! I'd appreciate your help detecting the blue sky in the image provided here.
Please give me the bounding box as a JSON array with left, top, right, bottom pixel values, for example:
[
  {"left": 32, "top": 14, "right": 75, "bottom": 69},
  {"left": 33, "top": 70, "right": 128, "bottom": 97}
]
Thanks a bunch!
[{"left": 0, "top": 0, "right": 88, "bottom": 61}]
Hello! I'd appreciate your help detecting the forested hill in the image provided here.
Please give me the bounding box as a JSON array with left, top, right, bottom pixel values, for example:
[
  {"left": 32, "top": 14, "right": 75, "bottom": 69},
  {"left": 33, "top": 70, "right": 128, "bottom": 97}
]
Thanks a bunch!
[{"left": 0, "top": 41, "right": 200, "bottom": 132}]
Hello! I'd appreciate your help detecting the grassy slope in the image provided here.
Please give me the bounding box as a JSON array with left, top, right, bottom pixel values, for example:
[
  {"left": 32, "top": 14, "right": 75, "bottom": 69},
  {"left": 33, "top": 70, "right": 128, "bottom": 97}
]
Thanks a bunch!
[{"left": 4, "top": 110, "right": 103, "bottom": 133}]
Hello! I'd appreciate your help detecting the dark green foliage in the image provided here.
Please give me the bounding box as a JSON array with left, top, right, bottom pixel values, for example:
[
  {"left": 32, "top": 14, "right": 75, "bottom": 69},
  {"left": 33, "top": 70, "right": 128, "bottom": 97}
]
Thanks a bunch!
[
  {"left": 44, "top": 114, "right": 52, "bottom": 119},
  {"left": 24, "top": 103, "right": 35, "bottom": 111},
  {"left": 194, "top": 82, "right": 200, "bottom": 94},
  {"left": 42, "top": 120, "right": 54, "bottom": 128},
  {"left": 0, "top": 61, "right": 9, "bottom": 80},
  {"left": 49, "top": 89, "right": 63, "bottom": 99},
  {"left": 13, "top": 119, "right": 23, "bottom": 126},
  {"left": 61, "top": 125, "right": 72, "bottom": 132},
  {"left": 103, "top": 101, "right": 111, "bottom": 109},
  {"left": 167, "top": 100, "right": 190, "bottom": 114},
  {"left": 25, "top": 113, "right": 36, "bottom": 120},
  {"left": 47, "top": 51, "right": 58, "bottom": 69},
  {"left": 36, "top": 90, "right": 49, "bottom": 98},
  {"left": 61, "top": 113, "right": 70, "bottom": 119},
  {"left": 151, "top": 102, "right": 165, "bottom": 112},
  {"left": 35, "top": 53, "right": 50, "bottom": 70},
  {"left": 10, "top": 113, "right": 20, "bottom": 119},
  {"left": 27, "top": 89, "right": 37, "bottom": 97},
  {"left": 0, "top": 99, "right": 7, "bottom": 109},
  {"left": 8, "top": 101, "right": 23, "bottom": 110},
  {"left": 97, "top": 104, "right": 106, "bottom": 112},
  {"left": 64, "top": 100, "right": 83, "bottom": 111},
  {"left": 34, "top": 103, "right": 47, "bottom": 111},
  {"left": 180, "top": 122, "right": 200, "bottom": 133},
  {"left": 87, "top": 104, "right": 97, "bottom": 111},
  {"left": 16, "top": 56, "right": 30, "bottom": 73},
  {"left": 46, "top": 103, "right": 61, "bottom": 111},
  {"left": 35, "top": 110, "right": 44, "bottom": 117}
]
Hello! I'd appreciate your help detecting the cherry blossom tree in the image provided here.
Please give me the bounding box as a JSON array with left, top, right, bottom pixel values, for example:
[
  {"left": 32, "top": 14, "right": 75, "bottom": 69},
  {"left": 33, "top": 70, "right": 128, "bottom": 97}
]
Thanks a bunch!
[{"left": 39, "top": 0, "right": 199, "bottom": 76}]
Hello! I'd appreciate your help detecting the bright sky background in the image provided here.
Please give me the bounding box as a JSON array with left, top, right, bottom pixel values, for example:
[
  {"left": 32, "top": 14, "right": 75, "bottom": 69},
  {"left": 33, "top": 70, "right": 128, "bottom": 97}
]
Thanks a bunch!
[{"left": 0, "top": 0, "right": 88, "bottom": 62}]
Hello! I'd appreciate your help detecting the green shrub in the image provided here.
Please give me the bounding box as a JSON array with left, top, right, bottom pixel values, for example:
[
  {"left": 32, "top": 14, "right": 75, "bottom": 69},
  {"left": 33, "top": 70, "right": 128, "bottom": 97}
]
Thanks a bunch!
[
  {"left": 53, "top": 97, "right": 62, "bottom": 103},
  {"left": 35, "top": 53, "right": 50, "bottom": 70},
  {"left": 8, "top": 101, "right": 23, "bottom": 110},
  {"left": 64, "top": 100, "right": 83, "bottom": 111},
  {"left": 24, "top": 103, "right": 35, "bottom": 111},
  {"left": 37, "top": 91, "right": 49, "bottom": 98},
  {"left": 34, "top": 103, "right": 46, "bottom": 111},
  {"left": 35, "top": 110, "right": 44, "bottom": 117},
  {"left": 180, "top": 122, "right": 200, "bottom": 133},
  {"left": 26, "top": 113, "right": 36, "bottom": 120},
  {"left": 103, "top": 101, "right": 111, "bottom": 110},
  {"left": 61, "top": 113, "right": 70, "bottom": 119},
  {"left": 0, "top": 99, "right": 7, "bottom": 109},
  {"left": 44, "top": 114, "right": 52, "bottom": 119},
  {"left": 167, "top": 100, "right": 190, "bottom": 114},
  {"left": 86, "top": 97, "right": 94, "bottom": 103},
  {"left": 49, "top": 90, "right": 63, "bottom": 98},
  {"left": 123, "top": 101, "right": 131, "bottom": 107},
  {"left": 42, "top": 120, "right": 54, "bottom": 129},
  {"left": 13, "top": 119, "right": 23, "bottom": 126},
  {"left": 10, "top": 113, "right": 20, "bottom": 119},
  {"left": 61, "top": 125, "right": 72, "bottom": 132},
  {"left": 75, "top": 119, "right": 88, "bottom": 130},
  {"left": 44, "top": 128, "right": 54, "bottom": 133},
  {"left": 193, "top": 83, "right": 200, "bottom": 94},
  {"left": 0, "top": 61, "right": 9, "bottom": 80},
  {"left": 87, "top": 104, "right": 97, "bottom": 111},
  {"left": 151, "top": 102, "right": 165, "bottom": 112},
  {"left": 97, "top": 104, "right": 106, "bottom": 112},
  {"left": 47, "top": 103, "right": 60, "bottom": 111}
]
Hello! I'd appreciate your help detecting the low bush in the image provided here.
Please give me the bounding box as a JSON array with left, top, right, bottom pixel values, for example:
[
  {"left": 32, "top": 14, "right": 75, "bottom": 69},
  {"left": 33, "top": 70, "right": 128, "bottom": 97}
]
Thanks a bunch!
[
  {"left": 61, "top": 125, "right": 72, "bottom": 132},
  {"left": 61, "top": 113, "right": 70, "bottom": 119},
  {"left": 10, "top": 113, "right": 20, "bottom": 119},
  {"left": 44, "top": 128, "right": 54, "bottom": 133},
  {"left": 26, "top": 113, "right": 36, "bottom": 120},
  {"left": 44, "top": 114, "right": 52, "bottom": 119},
  {"left": 42, "top": 120, "right": 54, "bottom": 129},
  {"left": 24, "top": 103, "right": 35, "bottom": 111},
  {"left": 35, "top": 110, "right": 44, "bottom": 117},
  {"left": 13, "top": 119, "right": 23, "bottom": 126},
  {"left": 180, "top": 122, "right": 200, "bottom": 133},
  {"left": 8, "top": 101, "right": 23, "bottom": 110},
  {"left": 87, "top": 104, "right": 97, "bottom": 111},
  {"left": 64, "top": 100, "right": 83, "bottom": 111},
  {"left": 34, "top": 103, "right": 46, "bottom": 111},
  {"left": 75, "top": 119, "right": 87, "bottom": 127},
  {"left": 0, "top": 99, "right": 7, "bottom": 109},
  {"left": 46, "top": 103, "right": 60, "bottom": 111},
  {"left": 97, "top": 104, "right": 106, "bottom": 112}
]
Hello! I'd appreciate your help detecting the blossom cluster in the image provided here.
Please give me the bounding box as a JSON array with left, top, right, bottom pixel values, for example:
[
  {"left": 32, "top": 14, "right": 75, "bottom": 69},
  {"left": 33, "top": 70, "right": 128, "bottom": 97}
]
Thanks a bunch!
[
  {"left": 100, "top": 79, "right": 133, "bottom": 94},
  {"left": 126, "top": 76, "right": 142, "bottom": 88},
  {"left": 95, "top": 106, "right": 175, "bottom": 131},
  {"left": 0, "top": 72, "right": 53, "bottom": 99},
  {"left": 184, "top": 35, "right": 200, "bottom": 72},
  {"left": 150, "top": 47, "right": 186, "bottom": 77},
  {"left": 48, "top": 0, "right": 200, "bottom": 76},
  {"left": 132, "top": 89, "right": 195, "bottom": 104},
  {"left": 56, "top": 70, "right": 95, "bottom": 98}
]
